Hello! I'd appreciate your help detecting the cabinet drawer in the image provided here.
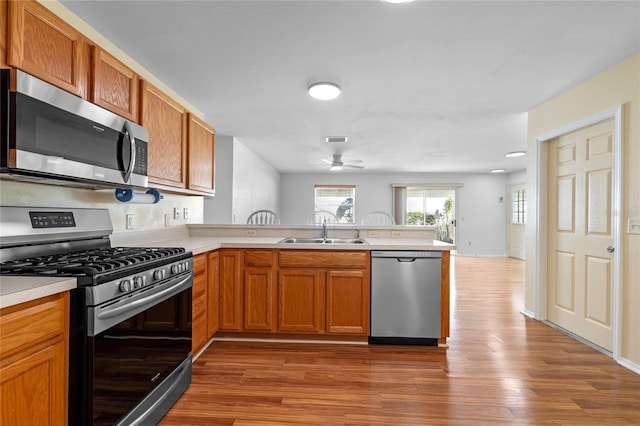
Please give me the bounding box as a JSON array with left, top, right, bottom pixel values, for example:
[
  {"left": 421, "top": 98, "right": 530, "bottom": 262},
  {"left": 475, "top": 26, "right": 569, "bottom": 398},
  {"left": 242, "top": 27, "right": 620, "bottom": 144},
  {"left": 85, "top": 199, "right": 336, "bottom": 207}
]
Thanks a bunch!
[
  {"left": 0, "top": 293, "right": 68, "bottom": 359},
  {"left": 279, "top": 250, "right": 369, "bottom": 269},
  {"left": 245, "top": 250, "right": 275, "bottom": 267},
  {"left": 193, "top": 253, "right": 208, "bottom": 276}
]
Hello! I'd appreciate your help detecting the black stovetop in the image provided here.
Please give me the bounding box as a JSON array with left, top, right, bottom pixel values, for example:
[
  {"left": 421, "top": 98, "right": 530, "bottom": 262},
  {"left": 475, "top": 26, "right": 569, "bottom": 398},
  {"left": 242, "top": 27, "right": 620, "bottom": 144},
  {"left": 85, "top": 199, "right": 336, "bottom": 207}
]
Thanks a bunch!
[{"left": 0, "top": 246, "right": 187, "bottom": 282}]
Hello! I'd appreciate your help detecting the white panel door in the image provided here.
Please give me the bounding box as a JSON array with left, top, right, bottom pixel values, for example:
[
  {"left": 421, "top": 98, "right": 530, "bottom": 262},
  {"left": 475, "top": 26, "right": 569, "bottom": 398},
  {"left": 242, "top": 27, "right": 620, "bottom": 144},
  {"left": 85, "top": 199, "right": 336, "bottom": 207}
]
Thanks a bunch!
[{"left": 547, "top": 119, "right": 614, "bottom": 351}]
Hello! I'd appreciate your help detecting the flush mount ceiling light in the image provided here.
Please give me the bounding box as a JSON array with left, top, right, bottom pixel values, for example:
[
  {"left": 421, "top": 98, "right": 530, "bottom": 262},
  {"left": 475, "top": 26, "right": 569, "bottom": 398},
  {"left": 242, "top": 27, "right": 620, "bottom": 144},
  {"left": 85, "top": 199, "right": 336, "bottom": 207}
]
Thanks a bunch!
[
  {"left": 325, "top": 136, "right": 348, "bottom": 143},
  {"left": 505, "top": 151, "right": 526, "bottom": 158},
  {"left": 381, "top": 0, "right": 415, "bottom": 4},
  {"left": 490, "top": 169, "right": 506, "bottom": 173},
  {"left": 308, "top": 82, "right": 341, "bottom": 101}
]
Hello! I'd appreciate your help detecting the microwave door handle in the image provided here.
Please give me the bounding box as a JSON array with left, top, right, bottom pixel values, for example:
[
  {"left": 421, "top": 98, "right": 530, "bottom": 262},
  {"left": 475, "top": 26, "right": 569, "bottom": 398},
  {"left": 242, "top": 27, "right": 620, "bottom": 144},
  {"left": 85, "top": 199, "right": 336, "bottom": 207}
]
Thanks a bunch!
[{"left": 122, "top": 120, "right": 136, "bottom": 183}]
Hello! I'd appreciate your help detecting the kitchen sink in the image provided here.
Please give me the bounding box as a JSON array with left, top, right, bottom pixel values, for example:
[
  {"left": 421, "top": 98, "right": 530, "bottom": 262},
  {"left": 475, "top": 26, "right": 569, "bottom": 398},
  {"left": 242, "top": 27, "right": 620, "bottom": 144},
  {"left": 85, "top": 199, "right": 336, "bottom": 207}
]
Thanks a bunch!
[{"left": 278, "top": 237, "right": 368, "bottom": 244}]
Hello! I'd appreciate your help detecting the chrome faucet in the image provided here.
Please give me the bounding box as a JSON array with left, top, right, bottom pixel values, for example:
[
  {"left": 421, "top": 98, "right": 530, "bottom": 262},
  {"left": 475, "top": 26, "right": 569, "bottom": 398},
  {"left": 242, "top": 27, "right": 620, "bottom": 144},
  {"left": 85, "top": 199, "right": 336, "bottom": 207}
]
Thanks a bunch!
[{"left": 322, "top": 221, "right": 328, "bottom": 241}]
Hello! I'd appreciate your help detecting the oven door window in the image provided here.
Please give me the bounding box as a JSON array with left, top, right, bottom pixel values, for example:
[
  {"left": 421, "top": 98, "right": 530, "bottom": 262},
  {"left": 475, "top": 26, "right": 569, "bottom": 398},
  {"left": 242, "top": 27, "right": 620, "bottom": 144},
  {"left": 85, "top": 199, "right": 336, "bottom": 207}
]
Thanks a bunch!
[{"left": 89, "top": 288, "right": 191, "bottom": 425}]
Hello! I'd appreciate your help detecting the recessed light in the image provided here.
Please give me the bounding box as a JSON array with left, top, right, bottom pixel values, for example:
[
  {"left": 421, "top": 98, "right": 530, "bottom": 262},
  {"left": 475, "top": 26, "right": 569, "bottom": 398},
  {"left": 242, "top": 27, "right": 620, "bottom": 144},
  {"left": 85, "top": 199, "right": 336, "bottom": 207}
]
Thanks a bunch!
[
  {"left": 381, "top": 0, "right": 415, "bottom": 4},
  {"left": 325, "top": 136, "right": 348, "bottom": 143},
  {"left": 308, "top": 82, "right": 341, "bottom": 101},
  {"left": 490, "top": 169, "right": 506, "bottom": 173},
  {"left": 505, "top": 151, "right": 526, "bottom": 158}
]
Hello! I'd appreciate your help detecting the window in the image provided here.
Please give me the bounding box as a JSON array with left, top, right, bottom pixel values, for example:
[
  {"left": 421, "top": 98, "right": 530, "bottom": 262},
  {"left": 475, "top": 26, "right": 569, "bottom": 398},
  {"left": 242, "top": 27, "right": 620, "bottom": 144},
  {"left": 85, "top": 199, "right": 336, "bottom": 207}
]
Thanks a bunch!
[
  {"left": 512, "top": 188, "right": 526, "bottom": 224},
  {"left": 314, "top": 185, "right": 355, "bottom": 224},
  {"left": 392, "top": 184, "right": 460, "bottom": 244}
]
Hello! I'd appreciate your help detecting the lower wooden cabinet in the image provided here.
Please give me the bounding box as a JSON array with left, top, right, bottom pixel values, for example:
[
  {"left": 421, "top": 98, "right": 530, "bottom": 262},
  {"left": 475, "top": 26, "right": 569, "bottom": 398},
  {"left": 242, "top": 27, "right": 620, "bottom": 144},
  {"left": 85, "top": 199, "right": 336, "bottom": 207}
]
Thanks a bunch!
[
  {"left": 218, "top": 249, "right": 243, "bottom": 331},
  {"left": 278, "top": 250, "right": 370, "bottom": 336},
  {"left": 191, "top": 253, "right": 208, "bottom": 353},
  {"left": 0, "top": 292, "right": 69, "bottom": 426},
  {"left": 207, "top": 251, "right": 219, "bottom": 339},
  {"left": 278, "top": 268, "right": 326, "bottom": 333}
]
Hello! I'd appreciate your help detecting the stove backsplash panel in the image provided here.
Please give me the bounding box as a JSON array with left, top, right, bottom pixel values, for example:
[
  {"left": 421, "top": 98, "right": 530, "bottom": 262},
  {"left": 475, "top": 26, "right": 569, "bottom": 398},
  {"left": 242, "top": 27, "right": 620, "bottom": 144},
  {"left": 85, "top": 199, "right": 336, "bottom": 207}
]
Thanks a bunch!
[{"left": 0, "top": 181, "right": 203, "bottom": 233}]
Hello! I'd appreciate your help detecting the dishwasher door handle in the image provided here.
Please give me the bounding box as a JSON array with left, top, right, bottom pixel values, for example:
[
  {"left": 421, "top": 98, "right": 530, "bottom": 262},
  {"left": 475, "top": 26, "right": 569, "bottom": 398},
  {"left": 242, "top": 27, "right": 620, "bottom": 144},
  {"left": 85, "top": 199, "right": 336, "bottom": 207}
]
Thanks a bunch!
[{"left": 397, "top": 258, "right": 417, "bottom": 263}]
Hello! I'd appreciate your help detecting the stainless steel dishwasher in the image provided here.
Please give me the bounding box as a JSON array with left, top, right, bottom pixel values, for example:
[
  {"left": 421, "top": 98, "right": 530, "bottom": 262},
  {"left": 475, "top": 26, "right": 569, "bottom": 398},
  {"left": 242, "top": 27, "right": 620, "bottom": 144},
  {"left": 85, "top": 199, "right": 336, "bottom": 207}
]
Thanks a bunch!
[{"left": 369, "top": 250, "right": 442, "bottom": 345}]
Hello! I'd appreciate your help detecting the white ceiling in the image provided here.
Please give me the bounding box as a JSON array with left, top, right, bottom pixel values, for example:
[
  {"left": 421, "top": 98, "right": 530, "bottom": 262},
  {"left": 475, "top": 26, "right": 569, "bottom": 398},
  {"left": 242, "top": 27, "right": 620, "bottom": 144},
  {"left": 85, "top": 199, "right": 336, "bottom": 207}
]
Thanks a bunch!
[{"left": 60, "top": 0, "right": 640, "bottom": 174}]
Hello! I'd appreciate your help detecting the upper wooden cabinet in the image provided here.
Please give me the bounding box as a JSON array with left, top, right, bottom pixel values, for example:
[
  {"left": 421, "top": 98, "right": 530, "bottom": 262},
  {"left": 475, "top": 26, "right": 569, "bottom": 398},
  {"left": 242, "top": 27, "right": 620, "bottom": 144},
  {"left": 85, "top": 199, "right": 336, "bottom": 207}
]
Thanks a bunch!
[
  {"left": 91, "top": 47, "right": 139, "bottom": 122},
  {"left": 7, "top": 0, "right": 89, "bottom": 98},
  {"left": 140, "top": 80, "right": 187, "bottom": 189},
  {"left": 187, "top": 113, "right": 215, "bottom": 194},
  {"left": 1, "top": 0, "right": 8, "bottom": 68}
]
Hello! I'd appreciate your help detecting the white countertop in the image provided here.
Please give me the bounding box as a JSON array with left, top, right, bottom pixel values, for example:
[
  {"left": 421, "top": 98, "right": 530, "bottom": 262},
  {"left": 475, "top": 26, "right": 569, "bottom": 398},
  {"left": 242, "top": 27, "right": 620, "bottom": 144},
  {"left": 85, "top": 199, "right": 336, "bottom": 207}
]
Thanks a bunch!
[
  {"left": 1, "top": 225, "right": 453, "bottom": 309},
  {"left": 117, "top": 235, "right": 455, "bottom": 256},
  {"left": 0, "top": 276, "right": 76, "bottom": 309}
]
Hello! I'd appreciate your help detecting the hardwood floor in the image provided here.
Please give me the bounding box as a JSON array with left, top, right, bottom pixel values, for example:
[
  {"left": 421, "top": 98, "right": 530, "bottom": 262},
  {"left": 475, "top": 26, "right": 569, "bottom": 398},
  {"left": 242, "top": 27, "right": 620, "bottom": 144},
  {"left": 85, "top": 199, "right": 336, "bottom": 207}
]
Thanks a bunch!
[{"left": 160, "top": 257, "right": 640, "bottom": 425}]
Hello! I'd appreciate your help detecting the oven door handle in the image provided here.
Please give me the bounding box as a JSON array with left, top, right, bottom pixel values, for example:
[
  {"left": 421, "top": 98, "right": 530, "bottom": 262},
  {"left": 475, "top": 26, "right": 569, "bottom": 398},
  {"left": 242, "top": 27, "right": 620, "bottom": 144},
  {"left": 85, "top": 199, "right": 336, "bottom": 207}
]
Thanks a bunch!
[{"left": 96, "top": 274, "right": 191, "bottom": 322}]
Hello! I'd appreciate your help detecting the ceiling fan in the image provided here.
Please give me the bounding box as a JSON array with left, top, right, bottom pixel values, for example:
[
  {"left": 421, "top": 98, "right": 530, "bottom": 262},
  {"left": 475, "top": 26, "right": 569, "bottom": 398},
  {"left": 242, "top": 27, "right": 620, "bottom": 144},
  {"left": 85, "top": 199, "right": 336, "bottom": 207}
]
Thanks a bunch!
[{"left": 322, "top": 154, "right": 364, "bottom": 171}]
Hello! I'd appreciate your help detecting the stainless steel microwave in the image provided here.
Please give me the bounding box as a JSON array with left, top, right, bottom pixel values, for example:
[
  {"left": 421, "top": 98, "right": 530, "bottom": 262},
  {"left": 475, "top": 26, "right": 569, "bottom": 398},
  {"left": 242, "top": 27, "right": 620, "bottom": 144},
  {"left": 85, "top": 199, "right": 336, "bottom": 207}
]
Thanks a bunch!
[{"left": 0, "top": 69, "right": 148, "bottom": 189}]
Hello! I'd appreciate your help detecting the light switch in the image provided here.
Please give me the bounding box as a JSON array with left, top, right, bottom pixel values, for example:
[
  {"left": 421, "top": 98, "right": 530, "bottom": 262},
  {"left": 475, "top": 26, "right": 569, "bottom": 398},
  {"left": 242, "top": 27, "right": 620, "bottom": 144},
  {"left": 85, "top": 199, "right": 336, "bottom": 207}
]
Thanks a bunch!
[{"left": 628, "top": 218, "right": 640, "bottom": 235}]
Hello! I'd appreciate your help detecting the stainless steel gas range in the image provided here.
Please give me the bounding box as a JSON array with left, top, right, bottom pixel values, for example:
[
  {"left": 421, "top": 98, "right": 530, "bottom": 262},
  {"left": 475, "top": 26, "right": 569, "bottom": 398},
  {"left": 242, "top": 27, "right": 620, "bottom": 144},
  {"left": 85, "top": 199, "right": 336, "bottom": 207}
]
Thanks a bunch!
[{"left": 0, "top": 207, "right": 193, "bottom": 425}]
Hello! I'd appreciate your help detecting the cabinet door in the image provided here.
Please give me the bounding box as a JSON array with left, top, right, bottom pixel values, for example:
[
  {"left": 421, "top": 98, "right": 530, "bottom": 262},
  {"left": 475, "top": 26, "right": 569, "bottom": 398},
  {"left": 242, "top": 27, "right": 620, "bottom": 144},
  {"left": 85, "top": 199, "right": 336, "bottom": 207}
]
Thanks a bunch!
[
  {"left": 0, "top": 340, "right": 67, "bottom": 426},
  {"left": 191, "top": 254, "right": 208, "bottom": 353},
  {"left": 207, "top": 251, "right": 220, "bottom": 338},
  {"left": 278, "top": 269, "right": 325, "bottom": 333},
  {"left": 0, "top": 292, "right": 69, "bottom": 426},
  {"left": 326, "top": 270, "right": 370, "bottom": 335},
  {"left": 187, "top": 114, "right": 215, "bottom": 194},
  {"left": 244, "top": 267, "right": 276, "bottom": 331},
  {"left": 219, "top": 249, "right": 243, "bottom": 331},
  {"left": 91, "top": 47, "right": 138, "bottom": 122},
  {"left": 8, "top": 0, "right": 88, "bottom": 97},
  {"left": 140, "top": 80, "right": 187, "bottom": 189}
]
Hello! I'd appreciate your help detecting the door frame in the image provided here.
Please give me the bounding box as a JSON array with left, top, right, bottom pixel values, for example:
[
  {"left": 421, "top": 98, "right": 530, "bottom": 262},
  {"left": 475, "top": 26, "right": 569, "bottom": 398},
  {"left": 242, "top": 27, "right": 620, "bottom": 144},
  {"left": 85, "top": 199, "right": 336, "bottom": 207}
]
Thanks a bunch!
[{"left": 533, "top": 105, "right": 623, "bottom": 359}]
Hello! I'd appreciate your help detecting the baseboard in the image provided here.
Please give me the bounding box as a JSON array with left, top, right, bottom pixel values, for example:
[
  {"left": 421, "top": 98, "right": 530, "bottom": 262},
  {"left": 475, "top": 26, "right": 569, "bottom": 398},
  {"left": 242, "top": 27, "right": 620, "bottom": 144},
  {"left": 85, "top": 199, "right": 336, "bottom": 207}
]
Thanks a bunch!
[
  {"left": 520, "top": 309, "right": 535, "bottom": 319},
  {"left": 617, "top": 358, "right": 640, "bottom": 375}
]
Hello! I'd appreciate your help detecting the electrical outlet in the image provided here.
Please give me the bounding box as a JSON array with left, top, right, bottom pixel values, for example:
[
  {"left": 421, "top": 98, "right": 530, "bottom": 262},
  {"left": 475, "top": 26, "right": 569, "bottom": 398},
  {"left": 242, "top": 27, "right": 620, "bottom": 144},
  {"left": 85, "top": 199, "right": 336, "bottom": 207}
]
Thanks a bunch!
[
  {"left": 164, "top": 214, "right": 171, "bottom": 227},
  {"left": 173, "top": 207, "right": 180, "bottom": 220},
  {"left": 183, "top": 208, "right": 190, "bottom": 220},
  {"left": 629, "top": 218, "right": 640, "bottom": 235},
  {"left": 368, "top": 230, "right": 379, "bottom": 238},
  {"left": 468, "top": 241, "right": 472, "bottom": 246},
  {"left": 391, "top": 231, "right": 402, "bottom": 238},
  {"left": 246, "top": 229, "right": 257, "bottom": 237},
  {"left": 126, "top": 214, "right": 135, "bottom": 230}
]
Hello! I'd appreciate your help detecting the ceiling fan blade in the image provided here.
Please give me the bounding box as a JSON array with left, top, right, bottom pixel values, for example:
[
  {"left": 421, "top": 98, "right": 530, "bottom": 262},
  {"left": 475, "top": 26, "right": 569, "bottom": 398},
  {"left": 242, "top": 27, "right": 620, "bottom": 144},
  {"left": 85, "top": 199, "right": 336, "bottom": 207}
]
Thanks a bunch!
[
  {"left": 321, "top": 159, "right": 333, "bottom": 164},
  {"left": 344, "top": 159, "right": 363, "bottom": 164},
  {"left": 344, "top": 164, "right": 365, "bottom": 169}
]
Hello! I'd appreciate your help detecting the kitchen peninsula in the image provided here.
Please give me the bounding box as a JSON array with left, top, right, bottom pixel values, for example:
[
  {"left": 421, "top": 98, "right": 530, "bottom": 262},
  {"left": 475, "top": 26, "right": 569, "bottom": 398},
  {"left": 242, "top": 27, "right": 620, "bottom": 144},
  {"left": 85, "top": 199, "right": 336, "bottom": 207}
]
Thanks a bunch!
[{"left": 111, "top": 224, "right": 455, "bottom": 352}]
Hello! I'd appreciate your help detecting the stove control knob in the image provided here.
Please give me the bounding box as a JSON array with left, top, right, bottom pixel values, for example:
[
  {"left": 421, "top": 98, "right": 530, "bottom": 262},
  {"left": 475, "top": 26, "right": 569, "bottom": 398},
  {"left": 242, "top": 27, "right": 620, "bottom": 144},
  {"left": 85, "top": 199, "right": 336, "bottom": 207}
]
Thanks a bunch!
[
  {"left": 171, "top": 265, "right": 178, "bottom": 274},
  {"left": 183, "top": 262, "right": 189, "bottom": 271},
  {"left": 154, "top": 270, "right": 164, "bottom": 280},
  {"left": 119, "top": 280, "right": 132, "bottom": 292},
  {"left": 134, "top": 276, "right": 145, "bottom": 288}
]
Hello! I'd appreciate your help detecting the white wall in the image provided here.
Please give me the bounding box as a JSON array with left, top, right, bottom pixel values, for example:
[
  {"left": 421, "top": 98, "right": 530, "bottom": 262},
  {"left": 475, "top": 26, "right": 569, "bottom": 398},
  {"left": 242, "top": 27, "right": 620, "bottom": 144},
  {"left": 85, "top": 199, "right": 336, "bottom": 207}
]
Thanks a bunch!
[
  {"left": 526, "top": 53, "right": 640, "bottom": 367},
  {"left": 231, "top": 139, "right": 281, "bottom": 224},
  {"left": 0, "top": 180, "right": 203, "bottom": 233},
  {"left": 203, "top": 134, "right": 234, "bottom": 224},
  {"left": 507, "top": 169, "right": 527, "bottom": 185},
  {"left": 280, "top": 172, "right": 508, "bottom": 256}
]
